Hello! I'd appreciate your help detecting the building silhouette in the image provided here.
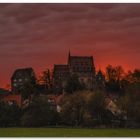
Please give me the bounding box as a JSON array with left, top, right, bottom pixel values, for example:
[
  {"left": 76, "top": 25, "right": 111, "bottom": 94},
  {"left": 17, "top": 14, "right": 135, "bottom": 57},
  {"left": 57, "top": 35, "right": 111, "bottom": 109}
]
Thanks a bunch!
[
  {"left": 53, "top": 51, "right": 96, "bottom": 93},
  {"left": 53, "top": 64, "right": 70, "bottom": 93},
  {"left": 11, "top": 68, "right": 36, "bottom": 93}
]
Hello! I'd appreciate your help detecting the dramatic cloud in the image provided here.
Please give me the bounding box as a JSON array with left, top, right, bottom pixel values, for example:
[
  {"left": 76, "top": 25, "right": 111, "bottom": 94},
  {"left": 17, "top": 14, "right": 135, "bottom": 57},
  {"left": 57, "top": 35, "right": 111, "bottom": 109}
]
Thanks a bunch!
[{"left": 0, "top": 4, "right": 140, "bottom": 88}]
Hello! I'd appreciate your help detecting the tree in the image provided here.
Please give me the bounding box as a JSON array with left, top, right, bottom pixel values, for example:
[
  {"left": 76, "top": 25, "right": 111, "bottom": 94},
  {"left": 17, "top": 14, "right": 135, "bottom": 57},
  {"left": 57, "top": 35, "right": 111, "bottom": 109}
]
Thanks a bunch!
[
  {"left": 59, "top": 91, "right": 87, "bottom": 126},
  {"left": 64, "top": 74, "right": 85, "bottom": 94},
  {"left": 118, "top": 91, "right": 140, "bottom": 127},
  {"left": 59, "top": 90, "right": 112, "bottom": 127},
  {"left": 121, "top": 69, "right": 140, "bottom": 94},
  {"left": 87, "top": 91, "right": 107, "bottom": 123},
  {"left": 105, "top": 65, "right": 125, "bottom": 94},
  {"left": 20, "top": 80, "right": 38, "bottom": 100},
  {"left": 0, "top": 101, "right": 22, "bottom": 127},
  {"left": 38, "top": 69, "right": 53, "bottom": 94},
  {"left": 125, "top": 69, "right": 140, "bottom": 83},
  {"left": 117, "top": 69, "right": 140, "bottom": 127},
  {"left": 106, "top": 65, "right": 124, "bottom": 81},
  {"left": 21, "top": 95, "right": 58, "bottom": 127}
]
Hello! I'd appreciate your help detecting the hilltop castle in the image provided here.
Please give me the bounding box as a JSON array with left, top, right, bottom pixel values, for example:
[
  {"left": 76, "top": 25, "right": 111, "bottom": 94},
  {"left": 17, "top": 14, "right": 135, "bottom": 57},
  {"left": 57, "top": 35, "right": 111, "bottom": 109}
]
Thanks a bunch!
[{"left": 53, "top": 51, "right": 96, "bottom": 93}]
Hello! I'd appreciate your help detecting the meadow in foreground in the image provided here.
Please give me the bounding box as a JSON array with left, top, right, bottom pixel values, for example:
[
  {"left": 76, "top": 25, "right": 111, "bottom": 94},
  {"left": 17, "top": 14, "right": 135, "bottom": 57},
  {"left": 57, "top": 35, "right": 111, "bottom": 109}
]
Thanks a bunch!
[{"left": 0, "top": 128, "right": 140, "bottom": 137}]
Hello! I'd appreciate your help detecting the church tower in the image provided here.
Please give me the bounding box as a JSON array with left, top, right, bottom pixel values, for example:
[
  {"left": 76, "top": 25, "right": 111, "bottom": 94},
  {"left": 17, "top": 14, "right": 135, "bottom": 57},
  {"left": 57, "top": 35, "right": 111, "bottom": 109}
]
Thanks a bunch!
[{"left": 68, "top": 50, "right": 71, "bottom": 65}]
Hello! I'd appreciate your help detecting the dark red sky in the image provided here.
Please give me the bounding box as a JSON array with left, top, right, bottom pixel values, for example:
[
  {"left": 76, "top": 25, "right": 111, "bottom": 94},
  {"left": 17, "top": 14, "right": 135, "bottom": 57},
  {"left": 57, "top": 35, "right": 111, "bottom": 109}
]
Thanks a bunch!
[{"left": 0, "top": 3, "right": 140, "bottom": 88}]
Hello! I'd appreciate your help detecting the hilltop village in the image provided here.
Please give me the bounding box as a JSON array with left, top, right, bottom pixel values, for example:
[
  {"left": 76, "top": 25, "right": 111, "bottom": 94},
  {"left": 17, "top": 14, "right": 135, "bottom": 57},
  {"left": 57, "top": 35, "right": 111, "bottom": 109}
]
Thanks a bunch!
[
  {"left": 0, "top": 52, "right": 105, "bottom": 107},
  {"left": 0, "top": 52, "right": 139, "bottom": 128}
]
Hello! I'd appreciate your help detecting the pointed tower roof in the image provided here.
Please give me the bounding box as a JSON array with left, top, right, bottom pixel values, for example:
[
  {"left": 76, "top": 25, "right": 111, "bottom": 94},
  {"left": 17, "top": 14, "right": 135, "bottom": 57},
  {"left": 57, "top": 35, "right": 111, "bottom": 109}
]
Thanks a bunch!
[
  {"left": 69, "top": 50, "right": 71, "bottom": 58},
  {"left": 68, "top": 50, "right": 71, "bottom": 65}
]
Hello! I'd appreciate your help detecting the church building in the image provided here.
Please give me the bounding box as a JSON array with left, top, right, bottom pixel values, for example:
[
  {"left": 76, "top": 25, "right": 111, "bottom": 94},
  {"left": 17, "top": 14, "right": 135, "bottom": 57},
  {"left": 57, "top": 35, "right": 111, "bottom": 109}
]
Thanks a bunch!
[{"left": 53, "top": 51, "right": 96, "bottom": 93}]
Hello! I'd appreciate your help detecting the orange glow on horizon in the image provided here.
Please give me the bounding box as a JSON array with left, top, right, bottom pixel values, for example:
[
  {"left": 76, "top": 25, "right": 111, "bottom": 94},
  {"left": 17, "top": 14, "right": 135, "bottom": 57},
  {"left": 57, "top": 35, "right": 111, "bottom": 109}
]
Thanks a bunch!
[
  {"left": 1, "top": 54, "right": 138, "bottom": 90},
  {"left": 0, "top": 4, "right": 140, "bottom": 89}
]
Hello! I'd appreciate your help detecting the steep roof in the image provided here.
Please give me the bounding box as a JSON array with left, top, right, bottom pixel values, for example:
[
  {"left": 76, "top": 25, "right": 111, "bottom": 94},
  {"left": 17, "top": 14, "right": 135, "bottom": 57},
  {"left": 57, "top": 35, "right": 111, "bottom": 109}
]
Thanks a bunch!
[
  {"left": 11, "top": 67, "right": 34, "bottom": 80},
  {"left": 69, "top": 56, "right": 93, "bottom": 60},
  {"left": 68, "top": 55, "right": 94, "bottom": 73},
  {"left": 54, "top": 65, "right": 69, "bottom": 72},
  {"left": 68, "top": 55, "right": 94, "bottom": 65}
]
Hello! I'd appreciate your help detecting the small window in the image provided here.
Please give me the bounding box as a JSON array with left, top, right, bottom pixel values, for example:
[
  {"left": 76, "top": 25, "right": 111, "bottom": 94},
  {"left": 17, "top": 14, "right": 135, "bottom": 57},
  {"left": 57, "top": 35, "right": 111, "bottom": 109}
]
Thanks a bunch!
[
  {"left": 25, "top": 78, "right": 28, "bottom": 81},
  {"left": 98, "top": 77, "right": 102, "bottom": 80},
  {"left": 13, "top": 83, "right": 17, "bottom": 87},
  {"left": 19, "top": 83, "right": 23, "bottom": 85},
  {"left": 8, "top": 101, "right": 13, "bottom": 105},
  {"left": 19, "top": 79, "right": 22, "bottom": 82},
  {"left": 14, "top": 79, "right": 17, "bottom": 82}
]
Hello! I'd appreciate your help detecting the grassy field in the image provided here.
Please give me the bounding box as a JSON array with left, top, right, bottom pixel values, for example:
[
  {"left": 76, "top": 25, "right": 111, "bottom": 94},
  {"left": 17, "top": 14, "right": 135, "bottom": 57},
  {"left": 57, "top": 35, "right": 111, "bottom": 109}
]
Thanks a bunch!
[{"left": 0, "top": 128, "right": 140, "bottom": 137}]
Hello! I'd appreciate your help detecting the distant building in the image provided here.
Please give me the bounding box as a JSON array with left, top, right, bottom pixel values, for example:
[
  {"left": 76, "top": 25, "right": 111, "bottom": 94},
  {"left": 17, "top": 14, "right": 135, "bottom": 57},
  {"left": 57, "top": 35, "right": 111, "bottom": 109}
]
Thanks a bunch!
[
  {"left": 1, "top": 94, "right": 22, "bottom": 107},
  {"left": 11, "top": 68, "right": 36, "bottom": 93},
  {"left": 68, "top": 52, "right": 95, "bottom": 90},
  {"left": 0, "top": 88, "right": 22, "bottom": 107},
  {"left": 105, "top": 97, "right": 122, "bottom": 116},
  {"left": 53, "top": 51, "right": 96, "bottom": 93},
  {"left": 53, "top": 65, "right": 70, "bottom": 93},
  {"left": 45, "top": 94, "right": 63, "bottom": 112},
  {"left": 0, "top": 88, "right": 9, "bottom": 95}
]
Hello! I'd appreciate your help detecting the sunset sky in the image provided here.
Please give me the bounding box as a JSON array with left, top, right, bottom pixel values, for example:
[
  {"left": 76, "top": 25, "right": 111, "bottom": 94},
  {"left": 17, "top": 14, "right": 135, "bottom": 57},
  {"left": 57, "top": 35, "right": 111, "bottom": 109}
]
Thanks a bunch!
[{"left": 0, "top": 3, "right": 140, "bottom": 88}]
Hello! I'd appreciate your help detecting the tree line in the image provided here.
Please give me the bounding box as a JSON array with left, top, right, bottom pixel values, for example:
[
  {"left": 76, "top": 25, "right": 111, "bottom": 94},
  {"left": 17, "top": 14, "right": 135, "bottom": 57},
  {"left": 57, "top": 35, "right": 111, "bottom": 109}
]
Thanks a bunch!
[{"left": 0, "top": 65, "right": 139, "bottom": 128}]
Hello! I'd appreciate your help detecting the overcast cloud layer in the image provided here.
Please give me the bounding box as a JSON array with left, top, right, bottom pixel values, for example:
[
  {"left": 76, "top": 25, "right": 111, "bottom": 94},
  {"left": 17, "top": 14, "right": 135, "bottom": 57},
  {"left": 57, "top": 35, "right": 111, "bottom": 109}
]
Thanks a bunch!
[{"left": 0, "top": 4, "right": 140, "bottom": 88}]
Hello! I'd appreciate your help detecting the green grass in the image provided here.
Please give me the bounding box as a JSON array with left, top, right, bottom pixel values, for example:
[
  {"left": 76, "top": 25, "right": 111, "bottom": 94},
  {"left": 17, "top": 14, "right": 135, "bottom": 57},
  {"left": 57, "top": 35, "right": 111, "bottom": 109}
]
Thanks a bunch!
[{"left": 0, "top": 128, "right": 140, "bottom": 137}]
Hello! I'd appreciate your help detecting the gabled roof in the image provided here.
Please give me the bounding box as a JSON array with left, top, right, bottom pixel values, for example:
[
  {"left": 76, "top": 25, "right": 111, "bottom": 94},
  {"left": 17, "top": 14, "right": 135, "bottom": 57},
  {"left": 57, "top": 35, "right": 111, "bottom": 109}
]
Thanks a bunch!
[
  {"left": 69, "top": 55, "right": 94, "bottom": 65},
  {"left": 54, "top": 65, "right": 69, "bottom": 72},
  {"left": 11, "top": 67, "right": 34, "bottom": 79},
  {"left": 69, "top": 56, "right": 93, "bottom": 60}
]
